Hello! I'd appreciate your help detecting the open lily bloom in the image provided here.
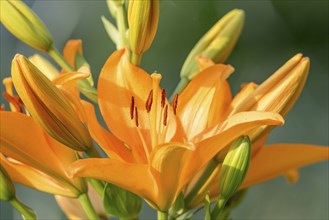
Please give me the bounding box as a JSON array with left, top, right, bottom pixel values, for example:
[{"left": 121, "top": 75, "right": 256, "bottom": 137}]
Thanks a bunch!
[
  {"left": 68, "top": 49, "right": 285, "bottom": 211},
  {"left": 0, "top": 111, "right": 86, "bottom": 198},
  {"left": 184, "top": 54, "right": 329, "bottom": 208}
]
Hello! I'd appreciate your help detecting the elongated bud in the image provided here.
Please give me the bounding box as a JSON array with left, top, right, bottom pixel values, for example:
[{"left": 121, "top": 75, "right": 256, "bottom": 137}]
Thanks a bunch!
[
  {"left": 230, "top": 54, "right": 310, "bottom": 144},
  {"left": 11, "top": 54, "right": 93, "bottom": 151},
  {"left": 0, "top": 0, "right": 53, "bottom": 51},
  {"left": 0, "top": 165, "right": 16, "bottom": 201},
  {"left": 181, "top": 9, "right": 244, "bottom": 80},
  {"left": 29, "top": 54, "right": 59, "bottom": 80},
  {"left": 128, "top": 0, "right": 159, "bottom": 65},
  {"left": 103, "top": 183, "right": 142, "bottom": 219},
  {"left": 219, "top": 136, "right": 251, "bottom": 200}
]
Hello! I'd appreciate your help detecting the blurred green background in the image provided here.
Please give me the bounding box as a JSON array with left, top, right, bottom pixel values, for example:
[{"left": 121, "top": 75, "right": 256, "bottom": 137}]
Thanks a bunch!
[{"left": 1, "top": 0, "right": 328, "bottom": 219}]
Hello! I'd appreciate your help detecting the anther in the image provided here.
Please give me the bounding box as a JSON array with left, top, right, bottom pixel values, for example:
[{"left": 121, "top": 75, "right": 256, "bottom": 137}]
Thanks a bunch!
[
  {"left": 145, "top": 90, "right": 153, "bottom": 113},
  {"left": 130, "top": 96, "right": 135, "bottom": 119},
  {"left": 161, "top": 89, "right": 166, "bottom": 108},
  {"left": 135, "top": 106, "right": 139, "bottom": 127},
  {"left": 172, "top": 94, "right": 179, "bottom": 115},
  {"left": 163, "top": 105, "right": 168, "bottom": 126}
]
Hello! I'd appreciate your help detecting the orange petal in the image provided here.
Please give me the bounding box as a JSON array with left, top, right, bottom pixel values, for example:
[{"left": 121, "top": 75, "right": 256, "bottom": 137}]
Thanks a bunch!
[
  {"left": 82, "top": 101, "right": 135, "bottom": 163},
  {"left": 177, "top": 64, "right": 234, "bottom": 141},
  {"left": 63, "top": 40, "right": 83, "bottom": 69},
  {"left": 1, "top": 112, "right": 66, "bottom": 175},
  {"left": 183, "top": 111, "right": 284, "bottom": 183},
  {"left": 68, "top": 158, "right": 157, "bottom": 203},
  {"left": 98, "top": 49, "right": 178, "bottom": 162},
  {"left": 98, "top": 49, "right": 151, "bottom": 161},
  {"left": 1, "top": 155, "right": 77, "bottom": 197},
  {"left": 242, "top": 144, "right": 329, "bottom": 188},
  {"left": 227, "top": 82, "right": 258, "bottom": 115},
  {"left": 149, "top": 142, "right": 192, "bottom": 210}
]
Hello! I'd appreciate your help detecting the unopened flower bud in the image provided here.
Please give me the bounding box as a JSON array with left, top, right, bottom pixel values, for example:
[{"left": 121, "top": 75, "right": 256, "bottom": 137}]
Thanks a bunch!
[
  {"left": 29, "top": 54, "right": 59, "bottom": 80},
  {"left": 219, "top": 136, "right": 251, "bottom": 200},
  {"left": 0, "top": 165, "right": 16, "bottom": 201},
  {"left": 128, "top": 0, "right": 159, "bottom": 64},
  {"left": 0, "top": 0, "right": 53, "bottom": 52},
  {"left": 181, "top": 9, "right": 244, "bottom": 80},
  {"left": 103, "top": 183, "right": 142, "bottom": 219},
  {"left": 11, "top": 54, "right": 93, "bottom": 151}
]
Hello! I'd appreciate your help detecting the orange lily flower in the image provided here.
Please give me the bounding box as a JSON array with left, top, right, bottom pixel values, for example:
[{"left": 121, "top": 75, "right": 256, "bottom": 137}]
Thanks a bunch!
[
  {"left": 185, "top": 54, "right": 329, "bottom": 208},
  {"left": 68, "top": 49, "right": 284, "bottom": 211},
  {"left": 0, "top": 111, "right": 87, "bottom": 198}
]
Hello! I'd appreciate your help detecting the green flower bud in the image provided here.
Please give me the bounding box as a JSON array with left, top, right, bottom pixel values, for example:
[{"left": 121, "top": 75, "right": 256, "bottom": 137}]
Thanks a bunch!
[
  {"left": 181, "top": 9, "right": 244, "bottom": 80},
  {"left": 219, "top": 136, "right": 251, "bottom": 200},
  {"left": 128, "top": 0, "right": 159, "bottom": 65},
  {"left": 0, "top": 165, "right": 16, "bottom": 201},
  {"left": 103, "top": 183, "right": 142, "bottom": 219},
  {"left": 0, "top": 0, "right": 53, "bottom": 52}
]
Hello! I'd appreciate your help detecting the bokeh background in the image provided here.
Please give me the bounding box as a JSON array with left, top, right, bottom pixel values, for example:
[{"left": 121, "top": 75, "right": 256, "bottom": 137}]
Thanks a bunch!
[{"left": 1, "top": 0, "right": 328, "bottom": 219}]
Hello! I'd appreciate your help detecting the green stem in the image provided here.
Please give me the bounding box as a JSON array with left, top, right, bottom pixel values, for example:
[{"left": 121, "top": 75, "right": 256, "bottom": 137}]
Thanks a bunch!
[
  {"left": 170, "top": 77, "right": 189, "bottom": 101},
  {"left": 85, "top": 148, "right": 105, "bottom": 196},
  {"left": 79, "top": 193, "right": 100, "bottom": 220},
  {"left": 211, "top": 197, "right": 227, "bottom": 220},
  {"left": 48, "top": 44, "right": 98, "bottom": 104},
  {"left": 157, "top": 211, "right": 168, "bottom": 220},
  {"left": 116, "top": 5, "right": 128, "bottom": 48},
  {"left": 10, "top": 197, "right": 37, "bottom": 220},
  {"left": 48, "top": 44, "right": 74, "bottom": 72},
  {"left": 131, "top": 52, "right": 142, "bottom": 66},
  {"left": 184, "top": 158, "right": 218, "bottom": 207}
]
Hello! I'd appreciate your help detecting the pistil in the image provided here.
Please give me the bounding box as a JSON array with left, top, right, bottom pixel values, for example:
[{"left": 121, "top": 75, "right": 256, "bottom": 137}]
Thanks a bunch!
[{"left": 150, "top": 73, "right": 162, "bottom": 149}]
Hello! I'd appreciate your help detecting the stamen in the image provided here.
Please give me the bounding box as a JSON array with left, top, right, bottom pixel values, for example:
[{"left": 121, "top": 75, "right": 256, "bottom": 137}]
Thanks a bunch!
[
  {"left": 172, "top": 94, "right": 179, "bottom": 115},
  {"left": 0, "top": 104, "right": 5, "bottom": 111},
  {"left": 161, "top": 89, "right": 166, "bottom": 108},
  {"left": 150, "top": 73, "right": 162, "bottom": 149},
  {"left": 145, "top": 90, "right": 153, "bottom": 113},
  {"left": 134, "top": 106, "right": 139, "bottom": 127},
  {"left": 130, "top": 96, "right": 135, "bottom": 119},
  {"left": 163, "top": 105, "right": 168, "bottom": 126}
]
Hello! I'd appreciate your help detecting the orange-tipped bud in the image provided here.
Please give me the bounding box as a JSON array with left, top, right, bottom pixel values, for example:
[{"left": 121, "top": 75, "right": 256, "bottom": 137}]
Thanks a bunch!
[{"left": 11, "top": 54, "right": 93, "bottom": 151}]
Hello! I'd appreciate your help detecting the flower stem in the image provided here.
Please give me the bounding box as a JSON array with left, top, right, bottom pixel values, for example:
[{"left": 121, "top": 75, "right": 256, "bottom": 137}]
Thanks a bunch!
[
  {"left": 116, "top": 5, "right": 128, "bottom": 48},
  {"left": 48, "top": 44, "right": 98, "bottom": 104},
  {"left": 48, "top": 44, "right": 74, "bottom": 72},
  {"left": 170, "top": 77, "right": 189, "bottom": 101},
  {"left": 10, "top": 197, "right": 37, "bottom": 220},
  {"left": 211, "top": 197, "right": 227, "bottom": 219},
  {"left": 131, "top": 52, "right": 142, "bottom": 66},
  {"left": 85, "top": 147, "right": 106, "bottom": 196},
  {"left": 79, "top": 193, "right": 100, "bottom": 220},
  {"left": 157, "top": 210, "right": 168, "bottom": 220},
  {"left": 184, "top": 158, "right": 218, "bottom": 206}
]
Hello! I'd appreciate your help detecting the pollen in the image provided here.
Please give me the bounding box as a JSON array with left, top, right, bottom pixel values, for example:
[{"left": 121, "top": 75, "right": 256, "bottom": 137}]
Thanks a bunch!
[
  {"left": 172, "top": 94, "right": 179, "bottom": 115},
  {"left": 163, "top": 105, "right": 168, "bottom": 126},
  {"left": 145, "top": 90, "right": 153, "bottom": 113}
]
